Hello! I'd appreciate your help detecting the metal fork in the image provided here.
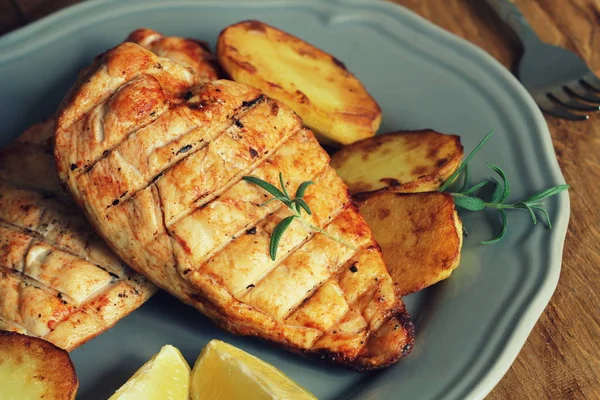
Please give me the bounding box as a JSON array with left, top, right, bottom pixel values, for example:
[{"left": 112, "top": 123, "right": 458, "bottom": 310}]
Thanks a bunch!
[{"left": 485, "top": 0, "right": 600, "bottom": 120}]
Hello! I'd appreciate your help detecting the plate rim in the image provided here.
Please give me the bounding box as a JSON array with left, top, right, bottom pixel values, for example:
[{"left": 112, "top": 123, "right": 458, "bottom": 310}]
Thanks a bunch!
[{"left": 0, "top": 1, "right": 570, "bottom": 399}]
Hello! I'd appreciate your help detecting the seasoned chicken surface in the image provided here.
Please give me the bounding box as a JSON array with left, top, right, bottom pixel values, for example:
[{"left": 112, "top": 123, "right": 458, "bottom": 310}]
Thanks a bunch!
[
  {"left": 0, "top": 122, "right": 156, "bottom": 351},
  {"left": 55, "top": 42, "right": 414, "bottom": 369},
  {"left": 127, "top": 28, "right": 221, "bottom": 81}
]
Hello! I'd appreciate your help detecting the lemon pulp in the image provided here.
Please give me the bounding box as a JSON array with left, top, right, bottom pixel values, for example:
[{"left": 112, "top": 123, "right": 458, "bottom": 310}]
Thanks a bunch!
[
  {"left": 190, "top": 340, "right": 316, "bottom": 400},
  {"left": 108, "top": 344, "right": 190, "bottom": 400}
]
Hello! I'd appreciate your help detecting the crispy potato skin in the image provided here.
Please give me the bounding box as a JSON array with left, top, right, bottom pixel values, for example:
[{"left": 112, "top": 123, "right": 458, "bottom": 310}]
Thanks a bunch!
[
  {"left": 331, "top": 130, "right": 463, "bottom": 195},
  {"left": 355, "top": 191, "right": 463, "bottom": 296},
  {"left": 217, "top": 20, "right": 381, "bottom": 146},
  {"left": 0, "top": 331, "right": 78, "bottom": 399}
]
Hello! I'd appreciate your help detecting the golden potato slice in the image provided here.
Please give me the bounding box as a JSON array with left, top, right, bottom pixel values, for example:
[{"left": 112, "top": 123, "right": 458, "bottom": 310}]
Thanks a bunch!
[
  {"left": 331, "top": 130, "right": 463, "bottom": 194},
  {"left": 355, "top": 191, "right": 463, "bottom": 296},
  {"left": 217, "top": 20, "right": 381, "bottom": 146},
  {"left": 0, "top": 331, "right": 78, "bottom": 400}
]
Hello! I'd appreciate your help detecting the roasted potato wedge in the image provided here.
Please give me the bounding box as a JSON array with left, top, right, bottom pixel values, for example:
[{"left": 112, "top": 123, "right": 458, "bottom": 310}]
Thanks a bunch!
[
  {"left": 217, "top": 20, "right": 381, "bottom": 146},
  {"left": 355, "top": 191, "right": 463, "bottom": 296},
  {"left": 331, "top": 130, "right": 463, "bottom": 194},
  {"left": 0, "top": 331, "right": 78, "bottom": 400}
]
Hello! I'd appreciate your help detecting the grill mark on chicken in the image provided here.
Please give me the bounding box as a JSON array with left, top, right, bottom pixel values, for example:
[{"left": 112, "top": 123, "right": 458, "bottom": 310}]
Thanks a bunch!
[
  {"left": 166, "top": 130, "right": 329, "bottom": 271},
  {"left": 56, "top": 44, "right": 200, "bottom": 138},
  {"left": 0, "top": 215, "right": 125, "bottom": 280},
  {"left": 1, "top": 263, "right": 146, "bottom": 341},
  {"left": 0, "top": 264, "right": 78, "bottom": 306},
  {"left": 282, "top": 256, "right": 371, "bottom": 327},
  {"left": 0, "top": 185, "right": 126, "bottom": 279},
  {"left": 163, "top": 124, "right": 301, "bottom": 226},
  {"left": 156, "top": 99, "right": 295, "bottom": 226},
  {"left": 84, "top": 92, "right": 267, "bottom": 213},
  {"left": 0, "top": 266, "right": 76, "bottom": 336},
  {"left": 241, "top": 206, "right": 371, "bottom": 320},
  {"left": 332, "top": 249, "right": 400, "bottom": 340},
  {"left": 0, "top": 205, "right": 123, "bottom": 306},
  {"left": 203, "top": 168, "right": 345, "bottom": 297},
  {"left": 339, "top": 249, "right": 394, "bottom": 322},
  {"left": 65, "top": 74, "right": 172, "bottom": 177},
  {"left": 330, "top": 255, "right": 390, "bottom": 348},
  {"left": 0, "top": 223, "right": 35, "bottom": 273},
  {"left": 286, "top": 280, "right": 349, "bottom": 332},
  {"left": 24, "top": 243, "right": 114, "bottom": 305},
  {"left": 153, "top": 179, "right": 185, "bottom": 291},
  {"left": 91, "top": 102, "right": 107, "bottom": 143},
  {"left": 0, "top": 316, "right": 29, "bottom": 335}
]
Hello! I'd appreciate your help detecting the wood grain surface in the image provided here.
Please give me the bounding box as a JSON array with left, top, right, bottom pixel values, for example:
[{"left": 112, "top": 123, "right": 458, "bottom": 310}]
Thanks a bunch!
[{"left": 1, "top": 0, "right": 599, "bottom": 398}]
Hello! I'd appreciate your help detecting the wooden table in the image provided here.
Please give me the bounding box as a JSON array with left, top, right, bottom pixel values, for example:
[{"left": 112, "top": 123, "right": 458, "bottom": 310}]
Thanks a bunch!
[{"left": 1, "top": 0, "right": 599, "bottom": 398}]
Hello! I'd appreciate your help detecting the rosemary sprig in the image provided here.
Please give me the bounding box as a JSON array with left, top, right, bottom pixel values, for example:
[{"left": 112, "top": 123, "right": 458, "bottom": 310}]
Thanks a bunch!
[
  {"left": 440, "top": 131, "right": 570, "bottom": 244},
  {"left": 242, "top": 173, "right": 357, "bottom": 260}
]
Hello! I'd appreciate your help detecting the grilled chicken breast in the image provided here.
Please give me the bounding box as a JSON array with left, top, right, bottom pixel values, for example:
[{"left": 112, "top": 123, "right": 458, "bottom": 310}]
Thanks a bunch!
[
  {"left": 0, "top": 122, "right": 156, "bottom": 350},
  {"left": 55, "top": 42, "right": 414, "bottom": 369}
]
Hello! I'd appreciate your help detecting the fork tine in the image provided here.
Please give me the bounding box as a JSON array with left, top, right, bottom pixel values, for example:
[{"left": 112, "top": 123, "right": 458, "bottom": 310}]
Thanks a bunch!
[
  {"left": 582, "top": 72, "right": 600, "bottom": 92},
  {"left": 548, "top": 91, "right": 600, "bottom": 112},
  {"left": 565, "top": 84, "right": 600, "bottom": 104},
  {"left": 535, "top": 95, "right": 589, "bottom": 121}
]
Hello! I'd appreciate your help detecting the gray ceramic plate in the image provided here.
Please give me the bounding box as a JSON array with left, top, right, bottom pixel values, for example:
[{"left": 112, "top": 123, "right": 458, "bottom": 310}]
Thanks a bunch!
[{"left": 0, "top": 0, "right": 570, "bottom": 399}]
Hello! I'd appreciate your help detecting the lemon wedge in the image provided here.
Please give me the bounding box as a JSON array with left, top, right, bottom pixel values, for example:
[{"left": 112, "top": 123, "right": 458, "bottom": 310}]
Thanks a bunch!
[
  {"left": 108, "top": 344, "right": 190, "bottom": 400},
  {"left": 190, "top": 340, "right": 316, "bottom": 400}
]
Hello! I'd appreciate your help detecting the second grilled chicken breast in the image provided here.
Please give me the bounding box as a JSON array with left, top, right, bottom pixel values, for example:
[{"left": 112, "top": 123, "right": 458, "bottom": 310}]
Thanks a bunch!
[
  {"left": 0, "top": 29, "right": 219, "bottom": 350},
  {"left": 55, "top": 42, "right": 414, "bottom": 369},
  {"left": 0, "top": 122, "right": 156, "bottom": 350}
]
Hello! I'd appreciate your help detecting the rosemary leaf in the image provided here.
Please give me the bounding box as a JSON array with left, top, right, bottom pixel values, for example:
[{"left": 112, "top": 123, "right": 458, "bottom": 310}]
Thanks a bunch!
[
  {"left": 294, "top": 181, "right": 315, "bottom": 199},
  {"left": 441, "top": 130, "right": 570, "bottom": 244},
  {"left": 481, "top": 209, "right": 507, "bottom": 244},
  {"left": 461, "top": 180, "right": 489, "bottom": 195},
  {"left": 515, "top": 203, "right": 537, "bottom": 224},
  {"left": 459, "top": 163, "right": 470, "bottom": 193},
  {"left": 243, "top": 174, "right": 354, "bottom": 259},
  {"left": 270, "top": 216, "right": 295, "bottom": 260},
  {"left": 243, "top": 175, "right": 286, "bottom": 199},
  {"left": 279, "top": 172, "right": 290, "bottom": 199},
  {"left": 531, "top": 206, "right": 552, "bottom": 229},
  {"left": 487, "top": 163, "right": 510, "bottom": 203},
  {"left": 490, "top": 177, "right": 504, "bottom": 204},
  {"left": 520, "top": 184, "right": 570, "bottom": 203},
  {"left": 453, "top": 195, "right": 486, "bottom": 211},
  {"left": 261, "top": 197, "right": 285, "bottom": 207},
  {"left": 294, "top": 198, "right": 312, "bottom": 215},
  {"left": 439, "top": 130, "right": 494, "bottom": 192}
]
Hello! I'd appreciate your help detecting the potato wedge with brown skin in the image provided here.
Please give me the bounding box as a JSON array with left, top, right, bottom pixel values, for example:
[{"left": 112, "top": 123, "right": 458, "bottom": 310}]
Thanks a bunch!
[
  {"left": 355, "top": 191, "right": 463, "bottom": 296},
  {"left": 217, "top": 20, "right": 381, "bottom": 146},
  {"left": 0, "top": 331, "right": 78, "bottom": 400},
  {"left": 331, "top": 130, "right": 463, "bottom": 195}
]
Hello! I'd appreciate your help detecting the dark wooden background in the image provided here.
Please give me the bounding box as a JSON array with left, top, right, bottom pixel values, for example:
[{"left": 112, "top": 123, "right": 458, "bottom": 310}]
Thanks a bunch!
[{"left": 1, "top": 0, "right": 599, "bottom": 398}]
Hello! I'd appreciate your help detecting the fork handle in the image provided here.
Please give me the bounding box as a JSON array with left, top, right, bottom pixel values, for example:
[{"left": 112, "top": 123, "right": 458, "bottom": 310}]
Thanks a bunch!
[{"left": 484, "top": 0, "right": 540, "bottom": 44}]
